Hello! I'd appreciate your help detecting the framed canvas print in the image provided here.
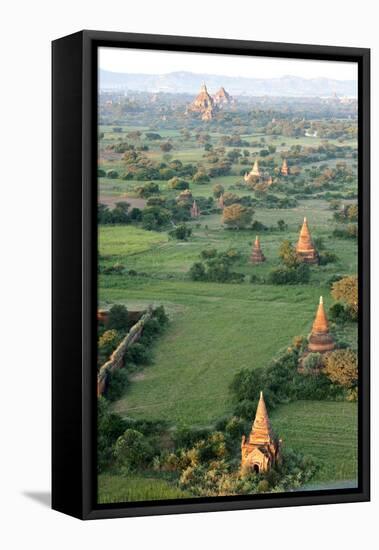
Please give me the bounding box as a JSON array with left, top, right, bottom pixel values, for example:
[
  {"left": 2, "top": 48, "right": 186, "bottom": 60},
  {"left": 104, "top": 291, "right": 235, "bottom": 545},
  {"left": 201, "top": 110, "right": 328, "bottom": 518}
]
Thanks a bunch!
[{"left": 52, "top": 31, "right": 370, "bottom": 519}]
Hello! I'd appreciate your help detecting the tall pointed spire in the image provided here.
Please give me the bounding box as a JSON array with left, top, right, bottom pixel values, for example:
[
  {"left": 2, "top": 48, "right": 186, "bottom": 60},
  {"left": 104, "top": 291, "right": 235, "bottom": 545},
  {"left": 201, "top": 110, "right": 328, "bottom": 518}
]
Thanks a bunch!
[
  {"left": 251, "top": 235, "right": 266, "bottom": 264},
  {"left": 296, "top": 217, "right": 319, "bottom": 264},
  {"left": 281, "top": 158, "right": 289, "bottom": 176},
  {"left": 312, "top": 296, "right": 329, "bottom": 333},
  {"left": 308, "top": 296, "right": 335, "bottom": 353},
  {"left": 241, "top": 391, "right": 281, "bottom": 473},
  {"left": 249, "top": 391, "right": 273, "bottom": 445},
  {"left": 252, "top": 160, "right": 261, "bottom": 177},
  {"left": 190, "top": 200, "right": 200, "bottom": 218}
]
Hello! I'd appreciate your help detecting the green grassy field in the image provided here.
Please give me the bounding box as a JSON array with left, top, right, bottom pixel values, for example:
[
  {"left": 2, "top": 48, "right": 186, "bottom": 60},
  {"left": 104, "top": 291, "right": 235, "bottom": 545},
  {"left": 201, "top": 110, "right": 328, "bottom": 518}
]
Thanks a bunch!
[
  {"left": 98, "top": 473, "right": 191, "bottom": 503},
  {"left": 99, "top": 196, "right": 357, "bottom": 427},
  {"left": 108, "top": 280, "right": 327, "bottom": 425},
  {"left": 271, "top": 401, "right": 358, "bottom": 483},
  {"left": 98, "top": 120, "right": 358, "bottom": 491}
]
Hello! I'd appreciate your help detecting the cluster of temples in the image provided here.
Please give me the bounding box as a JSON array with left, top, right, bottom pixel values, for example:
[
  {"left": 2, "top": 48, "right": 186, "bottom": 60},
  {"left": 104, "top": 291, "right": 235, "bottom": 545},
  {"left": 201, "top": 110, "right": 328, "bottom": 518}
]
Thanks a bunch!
[
  {"left": 244, "top": 158, "right": 289, "bottom": 187},
  {"left": 249, "top": 216, "right": 319, "bottom": 266},
  {"left": 187, "top": 83, "right": 233, "bottom": 121},
  {"left": 240, "top": 294, "right": 336, "bottom": 474}
]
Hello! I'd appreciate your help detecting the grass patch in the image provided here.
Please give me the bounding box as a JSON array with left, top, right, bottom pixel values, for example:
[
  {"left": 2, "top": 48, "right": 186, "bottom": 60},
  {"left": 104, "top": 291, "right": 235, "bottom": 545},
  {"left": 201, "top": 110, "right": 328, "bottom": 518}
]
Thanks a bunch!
[
  {"left": 99, "top": 225, "right": 168, "bottom": 258},
  {"left": 271, "top": 400, "right": 358, "bottom": 483},
  {"left": 98, "top": 473, "right": 191, "bottom": 503}
]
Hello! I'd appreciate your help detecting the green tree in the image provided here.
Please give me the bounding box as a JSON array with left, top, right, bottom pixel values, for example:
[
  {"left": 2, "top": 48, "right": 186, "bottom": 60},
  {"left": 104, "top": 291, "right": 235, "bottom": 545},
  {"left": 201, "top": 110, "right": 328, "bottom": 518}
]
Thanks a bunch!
[
  {"left": 114, "top": 429, "right": 154, "bottom": 471},
  {"left": 107, "top": 304, "right": 129, "bottom": 331},
  {"left": 222, "top": 204, "right": 253, "bottom": 229},
  {"left": 279, "top": 240, "right": 299, "bottom": 267},
  {"left": 97, "top": 397, "right": 126, "bottom": 472},
  {"left": 107, "top": 368, "right": 128, "bottom": 401},
  {"left": 189, "top": 262, "right": 206, "bottom": 281},
  {"left": 168, "top": 177, "right": 189, "bottom": 190},
  {"left": 160, "top": 141, "right": 173, "bottom": 152},
  {"left": 169, "top": 224, "right": 192, "bottom": 241},
  {"left": 331, "top": 276, "right": 358, "bottom": 319},
  {"left": 98, "top": 329, "right": 122, "bottom": 358},
  {"left": 212, "top": 183, "right": 225, "bottom": 198},
  {"left": 324, "top": 349, "right": 358, "bottom": 388}
]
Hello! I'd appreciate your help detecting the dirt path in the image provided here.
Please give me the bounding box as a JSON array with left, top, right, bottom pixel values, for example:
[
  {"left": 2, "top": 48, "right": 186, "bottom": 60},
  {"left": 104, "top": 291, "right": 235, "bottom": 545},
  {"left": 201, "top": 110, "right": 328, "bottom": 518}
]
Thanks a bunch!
[{"left": 99, "top": 195, "right": 147, "bottom": 210}]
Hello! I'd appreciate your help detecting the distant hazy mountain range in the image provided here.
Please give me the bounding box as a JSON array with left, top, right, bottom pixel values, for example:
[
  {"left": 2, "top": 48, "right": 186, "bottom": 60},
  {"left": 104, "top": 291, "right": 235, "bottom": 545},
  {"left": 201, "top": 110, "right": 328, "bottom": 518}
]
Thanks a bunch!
[{"left": 99, "top": 69, "right": 357, "bottom": 97}]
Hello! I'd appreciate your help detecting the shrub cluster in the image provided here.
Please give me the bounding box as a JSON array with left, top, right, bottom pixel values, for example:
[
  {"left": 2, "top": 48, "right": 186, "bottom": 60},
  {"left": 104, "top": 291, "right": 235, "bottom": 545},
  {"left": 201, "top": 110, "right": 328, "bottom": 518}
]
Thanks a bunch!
[
  {"left": 189, "top": 248, "right": 244, "bottom": 283},
  {"left": 230, "top": 347, "right": 346, "bottom": 419},
  {"left": 268, "top": 263, "right": 310, "bottom": 285}
]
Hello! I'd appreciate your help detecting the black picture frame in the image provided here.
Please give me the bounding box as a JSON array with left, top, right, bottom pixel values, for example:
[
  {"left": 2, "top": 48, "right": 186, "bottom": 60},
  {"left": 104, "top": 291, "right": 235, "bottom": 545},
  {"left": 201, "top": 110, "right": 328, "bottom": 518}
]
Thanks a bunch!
[{"left": 52, "top": 30, "right": 370, "bottom": 520}]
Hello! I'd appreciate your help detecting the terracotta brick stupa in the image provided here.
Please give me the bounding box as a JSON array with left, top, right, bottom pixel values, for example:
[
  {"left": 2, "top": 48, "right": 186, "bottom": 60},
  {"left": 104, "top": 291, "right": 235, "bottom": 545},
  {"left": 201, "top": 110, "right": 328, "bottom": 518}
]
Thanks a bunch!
[
  {"left": 280, "top": 158, "right": 289, "bottom": 176},
  {"left": 244, "top": 160, "right": 261, "bottom": 182},
  {"left": 190, "top": 200, "right": 200, "bottom": 218},
  {"left": 241, "top": 392, "right": 281, "bottom": 473},
  {"left": 251, "top": 236, "right": 266, "bottom": 264},
  {"left": 308, "top": 296, "right": 336, "bottom": 353},
  {"left": 296, "top": 217, "right": 319, "bottom": 264}
]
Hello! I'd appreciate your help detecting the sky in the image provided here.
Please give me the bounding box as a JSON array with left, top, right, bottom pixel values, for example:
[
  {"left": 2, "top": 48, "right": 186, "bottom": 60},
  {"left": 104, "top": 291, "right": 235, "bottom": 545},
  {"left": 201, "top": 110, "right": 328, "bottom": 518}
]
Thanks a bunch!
[{"left": 99, "top": 47, "right": 357, "bottom": 81}]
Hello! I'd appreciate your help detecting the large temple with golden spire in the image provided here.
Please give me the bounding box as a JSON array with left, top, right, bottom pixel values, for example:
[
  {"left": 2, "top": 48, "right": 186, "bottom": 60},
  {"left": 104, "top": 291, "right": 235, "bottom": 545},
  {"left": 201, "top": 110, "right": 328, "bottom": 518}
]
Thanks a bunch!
[
  {"left": 307, "top": 296, "right": 336, "bottom": 354},
  {"left": 296, "top": 217, "right": 319, "bottom": 264},
  {"left": 251, "top": 235, "right": 266, "bottom": 264},
  {"left": 241, "top": 392, "right": 281, "bottom": 473}
]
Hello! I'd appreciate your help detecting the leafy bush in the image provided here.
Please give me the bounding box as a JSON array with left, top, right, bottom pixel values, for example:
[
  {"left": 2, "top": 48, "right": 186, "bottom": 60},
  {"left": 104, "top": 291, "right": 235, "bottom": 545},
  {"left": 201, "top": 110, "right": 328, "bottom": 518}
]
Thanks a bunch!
[
  {"left": 168, "top": 177, "right": 189, "bottom": 190},
  {"left": 136, "top": 181, "right": 160, "bottom": 198},
  {"left": 114, "top": 429, "right": 154, "bottom": 471},
  {"left": 98, "top": 329, "right": 123, "bottom": 359},
  {"left": 200, "top": 248, "right": 217, "bottom": 259},
  {"left": 107, "top": 304, "right": 129, "bottom": 331},
  {"left": 97, "top": 397, "right": 127, "bottom": 472},
  {"left": 333, "top": 224, "right": 358, "bottom": 240},
  {"left": 106, "top": 169, "right": 119, "bottom": 179},
  {"left": 230, "top": 348, "right": 344, "bottom": 419},
  {"left": 212, "top": 183, "right": 225, "bottom": 198},
  {"left": 169, "top": 224, "right": 192, "bottom": 241},
  {"left": 141, "top": 206, "right": 170, "bottom": 231},
  {"left": 329, "top": 303, "right": 351, "bottom": 324},
  {"left": 189, "top": 262, "right": 206, "bottom": 281},
  {"left": 278, "top": 240, "right": 299, "bottom": 268},
  {"left": 332, "top": 276, "right": 358, "bottom": 320},
  {"left": 222, "top": 204, "right": 253, "bottom": 229},
  {"left": 192, "top": 171, "right": 210, "bottom": 184},
  {"left": 319, "top": 251, "right": 338, "bottom": 265},
  {"left": 189, "top": 249, "right": 244, "bottom": 283},
  {"left": 302, "top": 352, "right": 324, "bottom": 374},
  {"left": 107, "top": 368, "right": 128, "bottom": 401},
  {"left": 125, "top": 343, "right": 152, "bottom": 366},
  {"left": 152, "top": 305, "right": 169, "bottom": 327},
  {"left": 268, "top": 264, "right": 310, "bottom": 285},
  {"left": 324, "top": 349, "right": 358, "bottom": 389}
]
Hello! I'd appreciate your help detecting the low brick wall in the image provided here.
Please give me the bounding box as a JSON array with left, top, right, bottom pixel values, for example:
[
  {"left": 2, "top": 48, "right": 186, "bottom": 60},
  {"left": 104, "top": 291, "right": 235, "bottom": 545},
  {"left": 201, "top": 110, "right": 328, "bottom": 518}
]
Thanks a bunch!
[{"left": 97, "top": 305, "right": 153, "bottom": 397}]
